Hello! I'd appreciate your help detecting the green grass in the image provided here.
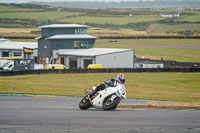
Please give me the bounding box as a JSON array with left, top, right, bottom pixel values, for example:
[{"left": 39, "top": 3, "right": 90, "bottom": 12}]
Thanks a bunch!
[
  {"left": 0, "top": 23, "right": 25, "bottom": 28},
  {"left": 0, "top": 11, "right": 80, "bottom": 21},
  {"left": 148, "top": 23, "right": 200, "bottom": 33},
  {"left": 0, "top": 73, "right": 200, "bottom": 102},
  {"left": 133, "top": 46, "right": 200, "bottom": 62},
  {"left": 95, "top": 39, "right": 200, "bottom": 62},
  {"left": 11, "top": 39, "right": 37, "bottom": 42},
  {"left": 179, "top": 15, "right": 200, "bottom": 22},
  {"left": 96, "top": 39, "right": 200, "bottom": 45},
  {"left": 60, "top": 16, "right": 164, "bottom": 25},
  {"left": 0, "top": 5, "right": 34, "bottom": 12}
]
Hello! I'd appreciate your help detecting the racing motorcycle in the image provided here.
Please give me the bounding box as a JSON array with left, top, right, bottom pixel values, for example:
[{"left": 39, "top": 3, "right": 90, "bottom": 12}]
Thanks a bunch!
[{"left": 79, "top": 81, "right": 126, "bottom": 110}]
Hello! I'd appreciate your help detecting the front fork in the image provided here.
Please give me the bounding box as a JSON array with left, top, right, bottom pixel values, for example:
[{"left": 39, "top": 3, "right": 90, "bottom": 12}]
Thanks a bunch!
[
  {"left": 87, "top": 95, "right": 93, "bottom": 105},
  {"left": 84, "top": 89, "right": 93, "bottom": 105}
]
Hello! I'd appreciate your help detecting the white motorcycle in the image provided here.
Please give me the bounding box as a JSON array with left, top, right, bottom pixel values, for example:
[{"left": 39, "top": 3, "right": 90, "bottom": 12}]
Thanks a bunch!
[{"left": 79, "top": 82, "right": 126, "bottom": 110}]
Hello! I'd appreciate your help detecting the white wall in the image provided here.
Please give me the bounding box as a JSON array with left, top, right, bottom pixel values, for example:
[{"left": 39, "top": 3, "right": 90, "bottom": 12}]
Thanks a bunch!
[
  {"left": 136, "top": 63, "right": 164, "bottom": 68},
  {"left": 96, "top": 50, "right": 134, "bottom": 68},
  {"left": 63, "top": 56, "right": 95, "bottom": 68},
  {"left": 0, "top": 49, "right": 22, "bottom": 57}
]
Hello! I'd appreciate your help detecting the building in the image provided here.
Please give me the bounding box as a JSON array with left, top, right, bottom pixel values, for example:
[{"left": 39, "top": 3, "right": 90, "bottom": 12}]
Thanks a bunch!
[
  {"left": 0, "top": 24, "right": 135, "bottom": 69},
  {"left": 0, "top": 38, "right": 10, "bottom": 42},
  {"left": 37, "top": 24, "right": 98, "bottom": 64},
  {"left": 160, "top": 13, "right": 180, "bottom": 18},
  {"left": 0, "top": 40, "right": 38, "bottom": 62},
  {"left": 53, "top": 48, "right": 134, "bottom": 69},
  {"left": 135, "top": 58, "right": 200, "bottom": 68},
  {"left": 134, "top": 58, "right": 164, "bottom": 68}
]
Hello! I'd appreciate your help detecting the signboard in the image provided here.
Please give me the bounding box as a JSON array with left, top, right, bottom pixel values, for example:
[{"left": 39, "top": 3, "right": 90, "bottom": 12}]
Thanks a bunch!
[
  {"left": 23, "top": 47, "right": 33, "bottom": 59},
  {"left": 23, "top": 47, "right": 33, "bottom": 54}
]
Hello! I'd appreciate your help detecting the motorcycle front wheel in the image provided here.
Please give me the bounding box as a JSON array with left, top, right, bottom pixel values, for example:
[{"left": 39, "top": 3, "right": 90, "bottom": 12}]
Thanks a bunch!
[
  {"left": 103, "top": 95, "right": 120, "bottom": 110},
  {"left": 79, "top": 96, "right": 92, "bottom": 110}
]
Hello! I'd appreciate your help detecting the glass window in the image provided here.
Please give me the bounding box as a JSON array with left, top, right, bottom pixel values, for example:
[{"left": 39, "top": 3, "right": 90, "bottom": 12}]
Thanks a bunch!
[
  {"left": 2, "top": 51, "right": 9, "bottom": 57},
  {"left": 74, "top": 40, "right": 94, "bottom": 49},
  {"left": 80, "top": 28, "right": 86, "bottom": 34},
  {"left": 14, "top": 51, "right": 21, "bottom": 57},
  {"left": 16, "top": 60, "right": 32, "bottom": 66},
  {"left": 73, "top": 41, "right": 79, "bottom": 48},
  {"left": 75, "top": 28, "right": 86, "bottom": 34}
]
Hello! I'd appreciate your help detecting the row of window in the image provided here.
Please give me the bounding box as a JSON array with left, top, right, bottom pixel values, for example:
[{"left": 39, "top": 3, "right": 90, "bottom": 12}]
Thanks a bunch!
[
  {"left": 42, "top": 28, "right": 86, "bottom": 37},
  {"left": 1, "top": 51, "right": 21, "bottom": 57},
  {"left": 73, "top": 41, "right": 93, "bottom": 49},
  {"left": 75, "top": 28, "right": 86, "bottom": 34}
]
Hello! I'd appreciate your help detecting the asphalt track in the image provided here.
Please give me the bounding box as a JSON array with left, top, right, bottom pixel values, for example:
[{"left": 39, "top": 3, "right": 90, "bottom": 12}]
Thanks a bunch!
[{"left": 0, "top": 96, "right": 200, "bottom": 133}]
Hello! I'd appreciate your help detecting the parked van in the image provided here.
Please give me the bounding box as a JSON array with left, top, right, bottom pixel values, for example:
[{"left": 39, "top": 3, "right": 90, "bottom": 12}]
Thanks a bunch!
[
  {"left": 45, "top": 64, "right": 68, "bottom": 70},
  {"left": 0, "top": 61, "right": 14, "bottom": 71},
  {"left": 87, "top": 64, "right": 102, "bottom": 69},
  {"left": 0, "top": 60, "right": 11, "bottom": 67}
]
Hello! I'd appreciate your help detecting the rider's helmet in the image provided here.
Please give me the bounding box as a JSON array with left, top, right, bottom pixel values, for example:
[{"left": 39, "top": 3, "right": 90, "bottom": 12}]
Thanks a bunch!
[{"left": 117, "top": 74, "right": 126, "bottom": 84}]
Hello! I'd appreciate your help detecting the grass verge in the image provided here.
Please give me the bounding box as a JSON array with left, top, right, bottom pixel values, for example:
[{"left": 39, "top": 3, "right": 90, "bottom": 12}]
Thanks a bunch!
[
  {"left": 119, "top": 101, "right": 200, "bottom": 110},
  {"left": 95, "top": 39, "right": 200, "bottom": 62},
  {"left": 0, "top": 73, "right": 200, "bottom": 102}
]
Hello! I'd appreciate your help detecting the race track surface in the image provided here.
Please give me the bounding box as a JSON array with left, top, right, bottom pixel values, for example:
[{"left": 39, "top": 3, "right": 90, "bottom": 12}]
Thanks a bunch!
[{"left": 0, "top": 96, "right": 200, "bottom": 133}]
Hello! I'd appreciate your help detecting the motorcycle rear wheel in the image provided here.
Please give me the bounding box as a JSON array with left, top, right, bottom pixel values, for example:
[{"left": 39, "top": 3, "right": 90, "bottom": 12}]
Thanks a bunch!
[
  {"left": 103, "top": 95, "right": 120, "bottom": 110},
  {"left": 79, "top": 96, "right": 92, "bottom": 110}
]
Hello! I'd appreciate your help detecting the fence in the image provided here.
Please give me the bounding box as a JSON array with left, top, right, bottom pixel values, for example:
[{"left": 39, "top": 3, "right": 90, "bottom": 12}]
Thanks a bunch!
[{"left": 0, "top": 68, "right": 200, "bottom": 76}]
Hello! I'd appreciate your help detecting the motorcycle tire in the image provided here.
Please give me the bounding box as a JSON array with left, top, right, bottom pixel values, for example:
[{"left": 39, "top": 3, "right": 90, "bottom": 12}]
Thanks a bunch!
[
  {"left": 79, "top": 96, "right": 92, "bottom": 110},
  {"left": 103, "top": 95, "right": 120, "bottom": 111}
]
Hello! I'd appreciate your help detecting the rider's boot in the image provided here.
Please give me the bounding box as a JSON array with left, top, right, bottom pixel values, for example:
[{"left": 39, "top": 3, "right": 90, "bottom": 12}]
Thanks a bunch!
[
  {"left": 89, "top": 91, "right": 96, "bottom": 97},
  {"left": 89, "top": 84, "right": 106, "bottom": 97}
]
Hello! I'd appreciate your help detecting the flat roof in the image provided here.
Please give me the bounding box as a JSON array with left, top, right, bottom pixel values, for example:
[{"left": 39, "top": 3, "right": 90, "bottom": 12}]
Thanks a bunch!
[
  {"left": 58, "top": 48, "right": 133, "bottom": 57},
  {"left": 0, "top": 42, "right": 38, "bottom": 50},
  {"left": 0, "top": 38, "right": 10, "bottom": 42},
  {"left": 40, "top": 24, "right": 89, "bottom": 29},
  {"left": 47, "top": 34, "right": 98, "bottom": 40}
]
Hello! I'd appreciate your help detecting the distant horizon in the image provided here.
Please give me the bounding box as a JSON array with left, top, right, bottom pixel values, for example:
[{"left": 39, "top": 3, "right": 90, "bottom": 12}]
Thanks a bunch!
[{"left": 0, "top": 0, "right": 190, "bottom": 3}]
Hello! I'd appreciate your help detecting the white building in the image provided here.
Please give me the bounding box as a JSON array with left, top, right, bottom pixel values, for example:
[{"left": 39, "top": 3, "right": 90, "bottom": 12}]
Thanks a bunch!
[
  {"left": 53, "top": 48, "right": 134, "bottom": 69},
  {"left": 134, "top": 58, "right": 164, "bottom": 68},
  {"left": 0, "top": 41, "right": 38, "bottom": 62},
  {"left": 160, "top": 13, "right": 180, "bottom": 18}
]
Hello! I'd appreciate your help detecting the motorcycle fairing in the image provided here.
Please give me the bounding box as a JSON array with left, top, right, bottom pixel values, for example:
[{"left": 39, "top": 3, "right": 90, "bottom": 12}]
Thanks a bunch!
[{"left": 92, "top": 84, "right": 126, "bottom": 109}]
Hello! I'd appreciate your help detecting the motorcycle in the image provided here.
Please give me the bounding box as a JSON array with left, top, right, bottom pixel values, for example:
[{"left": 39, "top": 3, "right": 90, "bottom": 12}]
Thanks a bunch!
[{"left": 79, "top": 81, "right": 126, "bottom": 110}]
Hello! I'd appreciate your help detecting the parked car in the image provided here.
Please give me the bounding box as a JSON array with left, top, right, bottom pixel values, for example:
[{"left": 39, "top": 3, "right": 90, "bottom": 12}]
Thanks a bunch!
[
  {"left": 44, "top": 64, "right": 68, "bottom": 70},
  {"left": 87, "top": 64, "right": 102, "bottom": 69}
]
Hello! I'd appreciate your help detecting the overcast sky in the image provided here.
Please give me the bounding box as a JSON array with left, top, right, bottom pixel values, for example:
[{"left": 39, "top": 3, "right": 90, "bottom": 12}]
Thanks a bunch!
[{"left": 0, "top": 0, "right": 155, "bottom": 3}]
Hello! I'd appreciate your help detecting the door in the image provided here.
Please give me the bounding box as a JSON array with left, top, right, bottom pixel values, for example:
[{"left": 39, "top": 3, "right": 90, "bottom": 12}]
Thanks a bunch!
[
  {"left": 69, "top": 58, "right": 77, "bottom": 69},
  {"left": 84, "top": 59, "right": 92, "bottom": 69},
  {"left": 60, "top": 56, "right": 64, "bottom": 65}
]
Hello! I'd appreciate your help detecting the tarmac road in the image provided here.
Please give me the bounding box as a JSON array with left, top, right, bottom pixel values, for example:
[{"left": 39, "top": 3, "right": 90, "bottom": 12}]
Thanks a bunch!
[{"left": 0, "top": 96, "right": 200, "bottom": 133}]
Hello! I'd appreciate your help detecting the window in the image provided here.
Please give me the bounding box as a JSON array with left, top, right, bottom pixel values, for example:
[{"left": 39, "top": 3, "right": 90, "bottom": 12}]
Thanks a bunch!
[
  {"left": 34, "top": 57, "right": 38, "bottom": 63},
  {"left": 74, "top": 41, "right": 78, "bottom": 48},
  {"left": 2, "top": 51, "right": 9, "bottom": 57},
  {"left": 14, "top": 51, "right": 21, "bottom": 57},
  {"left": 16, "top": 60, "right": 32, "bottom": 66},
  {"left": 73, "top": 40, "right": 94, "bottom": 49},
  {"left": 74, "top": 41, "right": 80, "bottom": 48},
  {"left": 75, "top": 28, "right": 86, "bottom": 34}
]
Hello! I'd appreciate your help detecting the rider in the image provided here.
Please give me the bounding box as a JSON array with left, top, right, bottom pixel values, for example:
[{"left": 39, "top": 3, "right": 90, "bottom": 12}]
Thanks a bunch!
[{"left": 89, "top": 73, "right": 126, "bottom": 96}]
